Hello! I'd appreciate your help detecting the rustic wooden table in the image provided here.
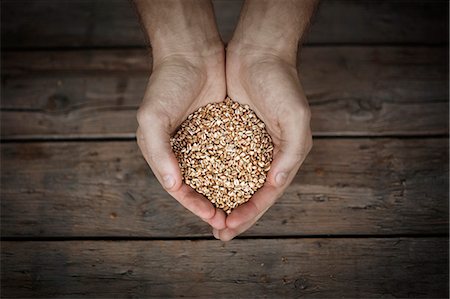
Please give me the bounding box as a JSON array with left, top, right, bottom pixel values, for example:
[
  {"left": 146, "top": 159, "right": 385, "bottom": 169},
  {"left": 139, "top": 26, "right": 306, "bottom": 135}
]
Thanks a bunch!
[{"left": 1, "top": 0, "right": 449, "bottom": 298}]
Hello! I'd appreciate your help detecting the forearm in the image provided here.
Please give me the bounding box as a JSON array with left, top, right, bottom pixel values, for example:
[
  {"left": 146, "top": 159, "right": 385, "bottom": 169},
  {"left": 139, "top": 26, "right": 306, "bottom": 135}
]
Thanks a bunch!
[
  {"left": 133, "top": 0, "right": 223, "bottom": 61},
  {"left": 229, "top": 0, "right": 318, "bottom": 63}
]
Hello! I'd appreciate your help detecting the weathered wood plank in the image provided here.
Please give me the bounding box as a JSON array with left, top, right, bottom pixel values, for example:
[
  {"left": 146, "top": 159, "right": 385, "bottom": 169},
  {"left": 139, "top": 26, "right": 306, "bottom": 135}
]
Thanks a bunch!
[
  {"left": 1, "top": 139, "right": 448, "bottom": 237},
  {"left": 1, "top": 0, "right": 448, "bottom": 48},
  {"left": 1, "top": 238, "right": 448, "bottom": 298},
  {"left": 1, "top": 47, "right": 448, "bottom": 138},
  {"left": 2, "top": 49, "right": 152, "bottom": 73}
]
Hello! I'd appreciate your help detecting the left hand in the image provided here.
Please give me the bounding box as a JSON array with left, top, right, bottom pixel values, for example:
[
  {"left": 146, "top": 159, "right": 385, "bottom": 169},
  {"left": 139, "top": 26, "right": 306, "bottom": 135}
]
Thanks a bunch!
[
  {"left": 213, "top": 44, "right": 313, "bottom": 241},
  {"left": 136, "top": 46, "right": 228, "bottom": 231}
]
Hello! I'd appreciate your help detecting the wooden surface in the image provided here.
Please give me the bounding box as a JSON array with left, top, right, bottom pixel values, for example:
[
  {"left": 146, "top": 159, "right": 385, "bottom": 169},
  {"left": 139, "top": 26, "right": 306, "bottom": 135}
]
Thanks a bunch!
[
  {"left": 1, "top": 47, "right": 448, "bottom": 138},
  {"left": 1, "top": 138, "right": 448, "bottom": 237},
  {"left": 1, "top": 0, "right": 448, "bottom": 297},
  {"left": 2, "top": 239, "right": 448, "bottom": 298},
  {"left": 1, "top": 0, "right": 448, "bottom": 47}
]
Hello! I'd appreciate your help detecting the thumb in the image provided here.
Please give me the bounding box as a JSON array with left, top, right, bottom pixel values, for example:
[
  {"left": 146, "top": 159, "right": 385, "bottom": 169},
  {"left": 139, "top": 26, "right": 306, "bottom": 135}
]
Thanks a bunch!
[
  {"left": 267, "top": 111, "right": 312, "bottom": 188},
  {"left": 136, "top": 123, "right": 182, "bottom": 192}
]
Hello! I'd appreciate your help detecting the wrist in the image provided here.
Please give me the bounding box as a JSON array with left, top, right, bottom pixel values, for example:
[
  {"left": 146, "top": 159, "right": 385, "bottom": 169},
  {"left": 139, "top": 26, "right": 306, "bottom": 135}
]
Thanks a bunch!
[
  {"left": 152, "top": 36, "right": 224, "bottom": 64},
  {"left": 228, "top": 0, "right": 318, "bottom": 64},
  {"left": 134, "top": 0, "right": 223, "bottom": 63},
  {"left": 227, "top": 39, "right": 298, "bottom": 66}
]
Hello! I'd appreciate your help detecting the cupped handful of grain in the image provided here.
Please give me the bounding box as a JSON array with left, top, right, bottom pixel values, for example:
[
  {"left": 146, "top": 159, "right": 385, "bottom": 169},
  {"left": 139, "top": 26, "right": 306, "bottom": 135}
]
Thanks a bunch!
[{"left": 170, "top": 98, "right": 273, "bottom": 214}]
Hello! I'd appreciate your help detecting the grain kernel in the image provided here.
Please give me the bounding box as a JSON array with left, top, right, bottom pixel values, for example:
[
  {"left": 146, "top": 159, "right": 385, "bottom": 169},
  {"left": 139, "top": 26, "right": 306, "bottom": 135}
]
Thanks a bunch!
[{"left": 170, "top": 97, "right": 273, "bottom": 213}]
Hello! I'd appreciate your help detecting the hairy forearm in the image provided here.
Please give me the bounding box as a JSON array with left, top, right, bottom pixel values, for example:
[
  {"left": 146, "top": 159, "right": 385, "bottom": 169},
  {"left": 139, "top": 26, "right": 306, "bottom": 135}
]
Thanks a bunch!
[
  {"left": 229, "top": 0, "right": 318, "bottom": 62},
  {"left": 133, "top": 0, "right": 222, "bottom": 61}
]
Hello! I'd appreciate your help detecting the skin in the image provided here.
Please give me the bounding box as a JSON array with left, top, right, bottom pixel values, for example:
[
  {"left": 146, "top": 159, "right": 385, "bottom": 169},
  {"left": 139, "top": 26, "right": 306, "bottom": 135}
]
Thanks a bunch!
[
  {"left": 134, "top": 0, "right": 228, "bottom": 230},
  {"left": 134, "top": 0, "right": 317, "bottom": 240}
]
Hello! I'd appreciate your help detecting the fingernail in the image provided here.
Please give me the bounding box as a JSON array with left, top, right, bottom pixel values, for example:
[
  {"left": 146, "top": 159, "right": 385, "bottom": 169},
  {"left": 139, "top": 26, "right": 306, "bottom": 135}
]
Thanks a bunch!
[
  {"left": 213, "top": 229, "right": 219, "bottom": 240},
  {"left": 162, "top": 175, "right": 175, "bottom": 190},
  {"left": 275, "top": 172, "right": 288, "bottom": 186}
]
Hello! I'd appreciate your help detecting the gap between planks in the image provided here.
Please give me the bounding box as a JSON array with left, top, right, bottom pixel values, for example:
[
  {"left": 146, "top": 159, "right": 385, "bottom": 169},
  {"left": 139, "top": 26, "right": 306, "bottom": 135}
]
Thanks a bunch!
[
  {"left": 2, "top": 233, "right": 449, "bottom": 242},
  {"left": 1, "top": 134, "right": 449, "bottom": 143}
]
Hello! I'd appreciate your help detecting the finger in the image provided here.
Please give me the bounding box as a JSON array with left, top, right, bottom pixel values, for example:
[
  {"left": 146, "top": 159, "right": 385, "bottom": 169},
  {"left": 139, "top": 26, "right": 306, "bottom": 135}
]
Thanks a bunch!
[
  {"left": 170, "top": 183, "right": 226, "bottom": 229},
  {"left": 212, "top": 228, "right": 220, "bottom": 240},
  {"left": 136, "top": 126, "right": 151, "bottom": 163},
  {"left": 218, "top": 208, "right": 267, "bottom": 241},
  {"left": 224, "top": 148, "right": 304, "bottom": 229},
  {"left": 217, "top": 222, "right": 251, "bottom": 242},
  {"left": 225, "top": 182, "right": 281, "bottom": 229},
  {"left": 226, "top": 110, "right": 312, "bottom": 229},
  {"left": 172, "top": 184, "right": 218, "bottom": 220},
  {"left": 219, "top": 183, "right": 285, "bottom": 241},
  {"left": 204, "top": 208, "right": 227, "bottom": 230},
  {"left": 136, "top": 122, "right": 216, "bottom": 221},
  {"left": 138, "top": 126, "right": 226, "bottom": 229},
  {"left": 136, "top": 124, "right": 181, "bottom": 191}
]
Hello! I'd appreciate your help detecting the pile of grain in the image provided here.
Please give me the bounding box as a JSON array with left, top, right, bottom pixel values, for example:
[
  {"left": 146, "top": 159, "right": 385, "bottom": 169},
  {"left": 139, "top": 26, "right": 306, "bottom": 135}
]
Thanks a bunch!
[{"left": 171, "top": 98, "right": 273, "bottom": 214}]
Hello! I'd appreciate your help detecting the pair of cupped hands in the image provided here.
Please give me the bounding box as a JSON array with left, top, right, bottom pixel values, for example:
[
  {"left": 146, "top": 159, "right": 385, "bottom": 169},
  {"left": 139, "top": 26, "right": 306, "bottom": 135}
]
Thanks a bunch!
[{"left": 136, "top": 39, "right": 312, "bottom": 241}]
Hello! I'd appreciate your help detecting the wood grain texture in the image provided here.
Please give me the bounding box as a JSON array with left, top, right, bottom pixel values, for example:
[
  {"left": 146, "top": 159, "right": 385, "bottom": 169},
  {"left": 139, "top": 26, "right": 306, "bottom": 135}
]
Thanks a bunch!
[
  {"left": 1, "top": 47, "right": 448, "bottom": 138},
  {"left": 1, "top": 139, "right": 447, "bottom": 237},
  {"left": 2, "top": 238, "right": 449, "bottom": 298},
  {"left": 1, "top": 1, "right": 448, "bottom": 297},
  {"left": 1, "top": 0, "right": 448, "bottom": 48}
]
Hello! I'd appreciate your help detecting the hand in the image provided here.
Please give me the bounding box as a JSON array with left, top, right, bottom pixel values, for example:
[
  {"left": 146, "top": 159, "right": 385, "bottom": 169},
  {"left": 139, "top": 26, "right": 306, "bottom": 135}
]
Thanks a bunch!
[
  {"left": 134, "top": 0, "right": 316, "bottom": 238},
  {"left": 136, "top": 45, "right": 228, "bottom": 230},
  {"left": 213, "top": 43, "right": 313, "bottom": 241},
  {"left": 134, "top": 0, "right": 228, "bottom": 230}
]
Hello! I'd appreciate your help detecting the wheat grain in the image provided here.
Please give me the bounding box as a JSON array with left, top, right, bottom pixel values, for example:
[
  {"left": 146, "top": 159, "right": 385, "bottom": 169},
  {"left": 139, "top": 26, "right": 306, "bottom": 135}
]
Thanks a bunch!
[{"left": 170, "top": 98, "right": 273, "bottom": 214}]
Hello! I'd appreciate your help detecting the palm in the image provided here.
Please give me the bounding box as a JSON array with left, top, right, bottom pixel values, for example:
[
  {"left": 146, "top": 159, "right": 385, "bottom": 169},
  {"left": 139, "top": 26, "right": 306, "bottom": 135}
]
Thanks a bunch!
[
  {"left": 226, "top": 52, "right": 311, "bottom": 168},
  {"left": 137, "top": 52, "right": 228, "bottom": 230},
  {"left": 214, "top": 50, "right": 312, "bottom": 240},
  {"left": 143, "top": 54, "right": 226, "bottom": 132}
]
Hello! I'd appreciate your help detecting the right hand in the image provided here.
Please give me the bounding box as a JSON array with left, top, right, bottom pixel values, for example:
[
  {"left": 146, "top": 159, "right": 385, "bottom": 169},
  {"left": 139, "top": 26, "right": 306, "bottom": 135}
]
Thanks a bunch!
[
  {"left": 213, "top": 43, "right": 313, "bottom": 241},
  {"left": 136, "top": 44, "right": 227, "bottom": 230}
]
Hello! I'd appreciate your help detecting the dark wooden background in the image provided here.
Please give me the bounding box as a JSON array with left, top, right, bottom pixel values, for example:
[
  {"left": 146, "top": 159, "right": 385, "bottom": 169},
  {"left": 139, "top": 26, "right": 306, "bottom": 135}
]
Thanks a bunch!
[{"left": 1, "top": 0, "right": 449, "bottom": 298}]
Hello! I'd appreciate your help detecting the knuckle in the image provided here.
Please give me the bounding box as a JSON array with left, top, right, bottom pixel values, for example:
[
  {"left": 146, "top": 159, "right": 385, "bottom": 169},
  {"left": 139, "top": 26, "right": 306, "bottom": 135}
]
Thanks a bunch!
[
  {"left": 303, "top": 108, "right": 312, "bottom": 123},
  {"left": 293, "top": 102, "right": 311, "bottom": 122},
  {"left": 136, "top": 106, "right": 152, "bottom": 125},
  {"left": 202, "top": 207, "right": 216, "bottom": 221},
  {"left": 307, "top": 138, "right": 313, "bottom": 154},
  {"left": 220, "top": 232, "right": 234, "bottom": 242},
  {"left": 281, "top": 101, "right": 311, "bottom": 125},
  {"left": 135, "top": 127, "right": 144, "bottom": 140},
  {"left": 304, "top": 132, "right": 313, "bottom": 153},
  {"left": 293, "top": 137, "right": 312, "bottom": 163},
  {"left": 146, "top": 149, "right": 162, "bottom": 165},
  {"left": 293, "top": 148, "right": 305, "bottom": 163},
  {"left": 137, "top": 105, "right": 171, "bottom": 129}
]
